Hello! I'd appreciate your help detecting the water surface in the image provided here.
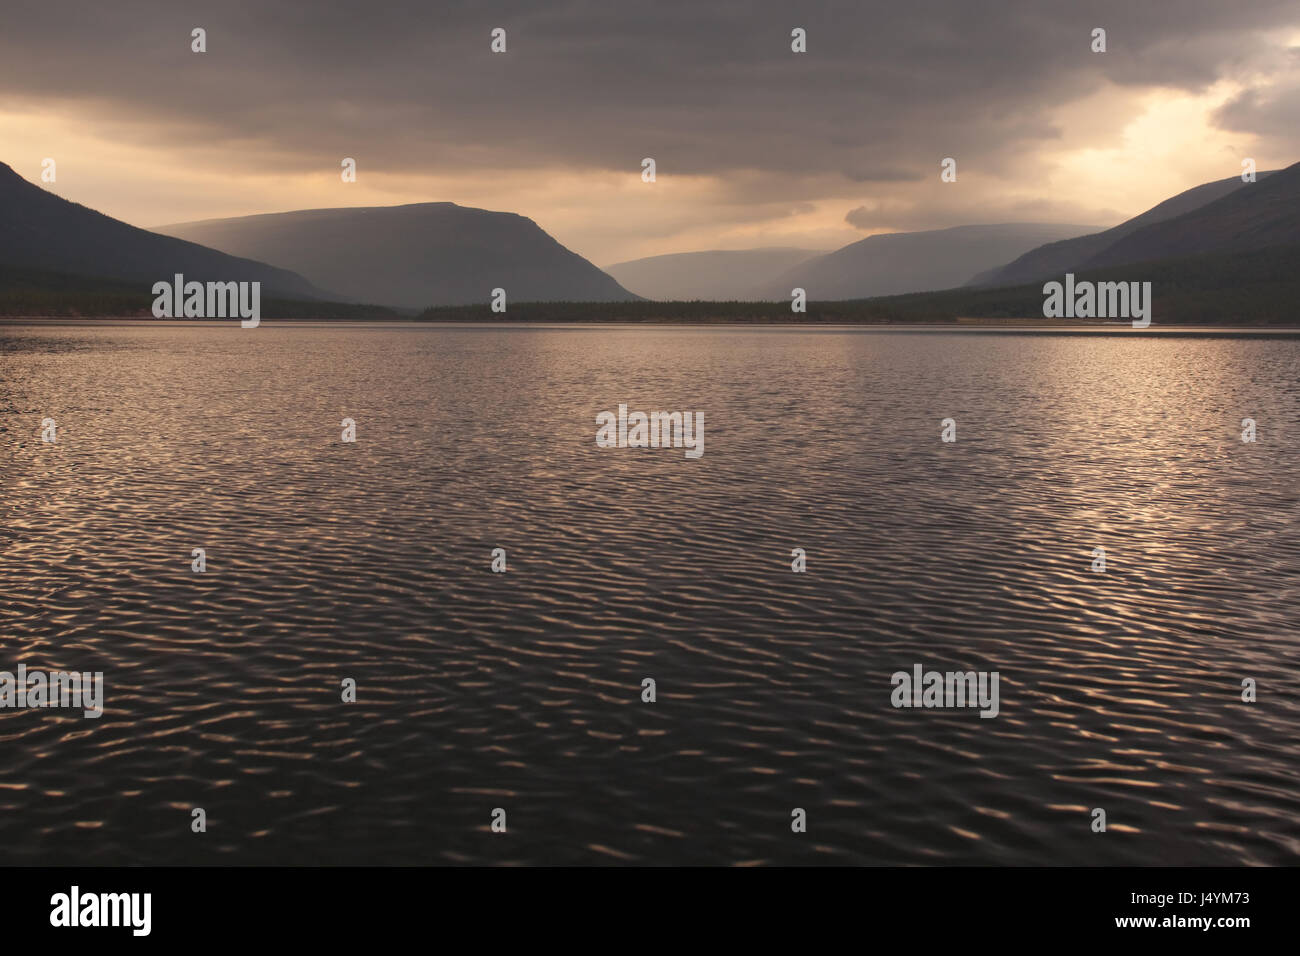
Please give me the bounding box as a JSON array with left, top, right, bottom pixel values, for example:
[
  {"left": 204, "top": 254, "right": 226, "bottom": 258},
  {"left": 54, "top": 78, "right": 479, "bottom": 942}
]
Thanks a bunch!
[{"left": 2, "top": 322, "right": 1298, "bottom": 864}]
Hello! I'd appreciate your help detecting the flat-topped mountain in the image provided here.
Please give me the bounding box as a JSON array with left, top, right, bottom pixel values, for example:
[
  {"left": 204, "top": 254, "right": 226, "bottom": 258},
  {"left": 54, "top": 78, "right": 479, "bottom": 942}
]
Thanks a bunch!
[{"left": 157, "top": 203, "right": 639, "bottom": 309}]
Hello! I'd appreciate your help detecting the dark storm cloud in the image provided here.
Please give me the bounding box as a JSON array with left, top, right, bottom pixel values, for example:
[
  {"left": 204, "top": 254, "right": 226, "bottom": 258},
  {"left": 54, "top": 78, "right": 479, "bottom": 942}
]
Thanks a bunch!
[{"left": 2, "top": 0, "right": 1298, "bottom": 202}]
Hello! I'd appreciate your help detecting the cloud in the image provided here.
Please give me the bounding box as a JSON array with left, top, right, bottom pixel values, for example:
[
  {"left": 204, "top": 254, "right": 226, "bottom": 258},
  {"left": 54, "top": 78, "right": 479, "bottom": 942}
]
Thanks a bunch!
[
  {"left": 2, "top": 0, "right": 1298, "bottom": 259},
  {"left": 1211, "top": 48, "right": 1300, "bottom": 159}
]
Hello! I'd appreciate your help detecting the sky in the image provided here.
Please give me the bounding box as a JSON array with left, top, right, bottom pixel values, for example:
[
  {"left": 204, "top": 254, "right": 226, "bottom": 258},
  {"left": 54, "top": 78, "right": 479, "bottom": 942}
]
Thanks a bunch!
[{"left": 2, "top": 0, "right": 1299, "bottom": 265}]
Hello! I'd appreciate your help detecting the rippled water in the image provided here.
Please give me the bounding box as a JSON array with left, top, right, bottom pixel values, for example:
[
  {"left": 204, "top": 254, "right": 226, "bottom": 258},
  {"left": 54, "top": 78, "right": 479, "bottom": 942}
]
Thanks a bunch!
[{"left": 1, "top": 321, "right": 1298, "bottom": 865}]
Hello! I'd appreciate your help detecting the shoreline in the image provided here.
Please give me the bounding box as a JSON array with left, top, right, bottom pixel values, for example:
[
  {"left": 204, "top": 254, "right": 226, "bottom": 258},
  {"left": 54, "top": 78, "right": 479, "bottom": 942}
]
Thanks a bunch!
[{"left": 4, "top": 316, "right": 1300, "bottom": 336}]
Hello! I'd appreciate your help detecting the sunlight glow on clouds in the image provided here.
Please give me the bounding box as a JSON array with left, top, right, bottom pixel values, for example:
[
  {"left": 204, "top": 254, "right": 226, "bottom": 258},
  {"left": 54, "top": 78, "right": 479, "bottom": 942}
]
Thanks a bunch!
[{"left": 2, "top": 3, "right": 1298, "bottom": 263}]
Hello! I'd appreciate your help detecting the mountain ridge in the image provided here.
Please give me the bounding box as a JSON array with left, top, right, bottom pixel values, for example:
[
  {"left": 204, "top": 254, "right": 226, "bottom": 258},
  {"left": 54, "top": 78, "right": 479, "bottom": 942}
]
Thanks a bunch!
[
  {"left": 604, "top": 247, "right": 826, "bottom": 301},
  {"left": 1080, "top": 162, "right": 1300, "bottom": 270},
  {"left": 766, "top": 222, "right": 1102, "bottom": 300},
  {"left": 969, "top": 169, "right": 1284, "bottom": 287},
  {"left": 0, "top": 162, "right": 329, "bottom": 299},
  {"left": 157, "top": 202, "right": 639, "bottom": 309}
]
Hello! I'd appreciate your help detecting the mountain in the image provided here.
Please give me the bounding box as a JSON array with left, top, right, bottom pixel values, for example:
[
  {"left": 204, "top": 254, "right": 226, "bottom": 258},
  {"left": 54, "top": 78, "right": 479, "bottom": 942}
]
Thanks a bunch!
[
  {"left": 865, "top": 240, "right": 1300, "bottom": 325},
  {"left": 1081, "top": 163, "right": 1299, "bottom": 270},
  {"left": 604, "top": 247, "right": 825, "bottom": 300},
  {"left": 970, "top": 169, "right": 1282, "bottom": 286},
  {"left": 416, "top": 239, "right": 1300, "bottom": 325},
  {"left": 765, "top": 223, "right": 1100, "bottom": 301},
  {"left": 0, "top": 162, "right": 326, "bottom": 298},
  {"left": 157, "top": 203, "right": 638, "bottom": 309}
]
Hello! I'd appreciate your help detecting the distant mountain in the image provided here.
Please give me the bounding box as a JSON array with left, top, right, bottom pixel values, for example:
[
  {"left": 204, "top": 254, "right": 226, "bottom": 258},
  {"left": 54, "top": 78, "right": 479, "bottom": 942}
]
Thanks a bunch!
[
  {"left": 415, "top": 239, "right": 1300, "bottom": 325},
  {"left": 605, "top": 247, "right": 825, "bottom": 300},
  {"left": 0, "top": 162, "right": 326, "bottom": 298},
  {"left": 970, "top": 169, "right": 1282, "bottom": 286},
  {"left": 157, "top": 203, "right": 638, "bottom": 309},
  {"left": 765, "top": 223, "right": 1100, "bottom": 300}
]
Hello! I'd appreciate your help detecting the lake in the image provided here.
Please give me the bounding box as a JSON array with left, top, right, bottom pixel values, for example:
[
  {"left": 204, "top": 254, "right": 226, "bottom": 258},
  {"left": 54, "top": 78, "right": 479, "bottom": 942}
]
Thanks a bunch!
[{"left": 2, "top": 321, "right": 1298, "bottom": 864}]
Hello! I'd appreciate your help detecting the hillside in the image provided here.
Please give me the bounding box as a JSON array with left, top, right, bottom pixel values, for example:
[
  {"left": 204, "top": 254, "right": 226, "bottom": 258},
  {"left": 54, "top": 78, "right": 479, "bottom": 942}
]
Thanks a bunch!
[
  {"left": 0, "top": 264, "right": 397, "bottom": 319},
  {"left": 767, "top": 223, "right": 1100, "bottom": 300},
  {"left": 971, "top": 169, "right": 1282, "bottom": 286},
  {"left": 415, "top": 243, "right": 1300, "bottom": 326},
  {"left": 0, "top": 162, "right": 327, "bottom": 298},
  {"left": 605, "top": 247, "right": 824, "bottom": 300},
  {"left": 1083, "top": 162, "right": 1300, "bottom": 270},
  {"left": 157, "top": 203, "right": 639, "bottom": 309}
]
